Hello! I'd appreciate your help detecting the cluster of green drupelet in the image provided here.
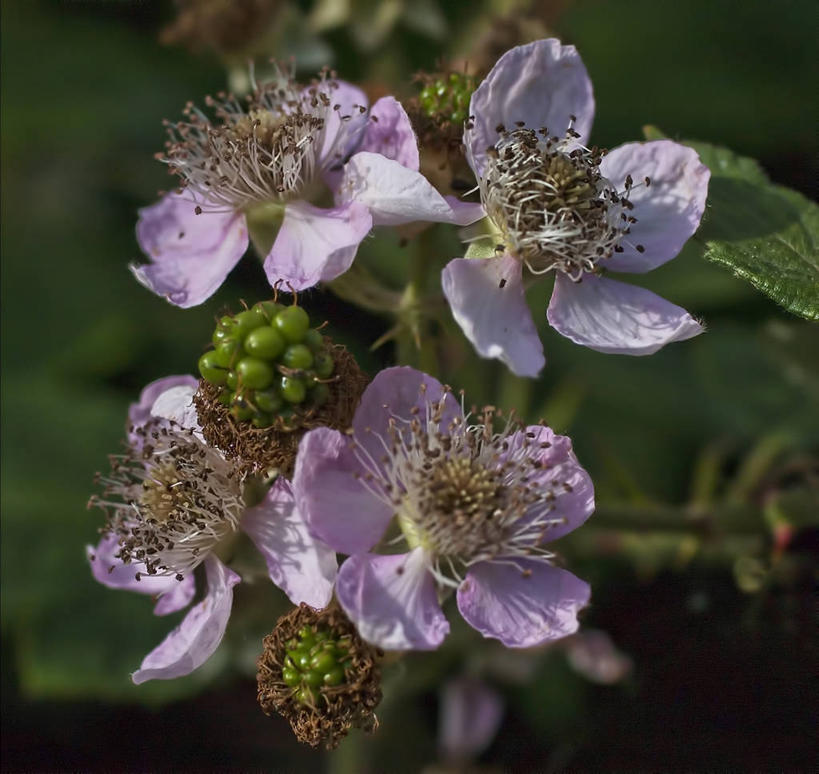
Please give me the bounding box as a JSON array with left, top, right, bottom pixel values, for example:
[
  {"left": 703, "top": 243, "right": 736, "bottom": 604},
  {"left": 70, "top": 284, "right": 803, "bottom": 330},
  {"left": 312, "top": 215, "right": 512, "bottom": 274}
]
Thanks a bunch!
[
  {"left": 418, "top": 71, "right": 477, "bottom": 126},
  {"left": 198, "top": 301, "right": 335, "bottom": 428},
  {"left": 282, "top": 626, "right": 352, "bottom": 705}
]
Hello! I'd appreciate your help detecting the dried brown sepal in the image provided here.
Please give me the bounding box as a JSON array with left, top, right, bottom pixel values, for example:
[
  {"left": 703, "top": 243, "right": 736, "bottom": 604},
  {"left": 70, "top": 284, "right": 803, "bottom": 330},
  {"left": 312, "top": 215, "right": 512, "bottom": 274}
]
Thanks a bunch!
[
  {"left": 257, "top": 603, "right": 383, "bottom": 750},
  {"left": 193, "top": 341, "right": 368, "bottom": 478},
  {"left": 160, "top": 0, "right": 280, "bottom": 55}
]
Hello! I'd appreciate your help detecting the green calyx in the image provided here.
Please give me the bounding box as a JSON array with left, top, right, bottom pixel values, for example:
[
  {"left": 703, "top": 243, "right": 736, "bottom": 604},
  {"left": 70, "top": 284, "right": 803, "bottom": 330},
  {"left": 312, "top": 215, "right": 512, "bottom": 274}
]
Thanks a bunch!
[
  {"left": 281, "top": 625, "right": 352, "bottom": 705},
  {"left": 418, "top": 71, "right": 477, "bottom": 126},
  {"left": 197, "top": 301, "right": 335, "bottom": 428}
]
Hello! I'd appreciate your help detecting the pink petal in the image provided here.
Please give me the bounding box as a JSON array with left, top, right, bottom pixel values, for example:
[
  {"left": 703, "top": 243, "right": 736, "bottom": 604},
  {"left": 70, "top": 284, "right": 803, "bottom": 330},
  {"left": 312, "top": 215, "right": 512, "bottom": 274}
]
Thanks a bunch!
[
  {"left": 466, "top": 39, "right": 594, "bottom": 178},
  {"left": 131, "top": 555, "right": 240, "bottom": 684},
  {"left": 564, "top": 629, "right": 632, "bottom": 684},
  {"left": 127, "top": 375, "right": 198, "bottom": 437},
  {"left": 87, "top": 535, "right": 177, "bottom": 597},
  {"left": 132, "top": 192, "right": 248, "bottom": 308},
  {"left": 87, "top": 536, "right": 195, "bottom": 616},
  {"left": 314, "top": 80, "right": 370, "bottom": 172},
  {"left": 548, "top": 273, "right": 703, "bottom": 355},
  {"left": 149, "top": 383, "right": 200, "bottom": 432},
  {"left": 263, "top": 200, "right": 372, "bottom": 290},
  {"left": 358, "top": 96, "right": 420, "bottom": 171},
  {"left": 152, "top": 574, "right": 196, "bottom": 617},
  {"left": 457, "top": 560, "right": 590, "bottom": 647},
  {"left": 351, "top": 366, "right": 462, "bottom": 474},
  {"left": 505, "top": 424, "right": 595, "bottom": 543},
  {"left": 292, "top": 427, "right": 393, "bottom": 555},
  {"left": 441, "top": 255, "right": 545, "bottom": 377},
  {"left": 443, "top": 197, "right": 486, "bottom": 226},
  {"left": 600, "top": 141, "right": 710, "bottom": 273},
  {"left": 439, "top": 677, "right": 504, "bottom": 760},
  {"left": 240, "top": 478, "right": 337, "bottom": 608},
  {"left": 336, "top": 549, "right": 449, "bottom": 650},
  {"left": 342, "top": 152, "right": 455, "bottom": 226}
]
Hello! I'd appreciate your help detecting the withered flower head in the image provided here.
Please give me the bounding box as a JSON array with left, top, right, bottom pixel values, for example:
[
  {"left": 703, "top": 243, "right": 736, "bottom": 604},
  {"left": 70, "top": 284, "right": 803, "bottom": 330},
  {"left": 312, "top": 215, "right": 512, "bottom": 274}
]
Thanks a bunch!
[{"left": 257, "top": 603, "right": 382, "bottom": 749}]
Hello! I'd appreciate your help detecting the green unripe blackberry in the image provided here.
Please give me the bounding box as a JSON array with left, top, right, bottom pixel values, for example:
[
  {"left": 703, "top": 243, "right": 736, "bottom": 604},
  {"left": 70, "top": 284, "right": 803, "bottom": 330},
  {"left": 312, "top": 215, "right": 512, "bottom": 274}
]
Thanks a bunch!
[
  {"left": 234, "top": 308, "right": 266, "bottom": 338},
  {"left": 198, "top": 351, "right": 226, "bottom": 384},
  {"left": 257, "top": 603, "right": 382, "bottom": 750},
  {"left": 237, "top": 357, "right": 274, "bottom": 389},
  {"left": 254, "top": 388, "right": 283, "bottom": 413},
  {"left": 304, "top": 328, "right": 323, "bottom": 352},
  {"left": 275, "top": 305, "right": 309, "bottom": 343},
  {"left": 277, "top": 625, "right": 352, "bottom": 706},
  {"left": 418, "top": 70, "right": 477, "bottom": 127},
  {"left": 231, "top": 402, "right": 253, "bottom": 422},
  {"left": 198, "top": 301, "right": 340, "bottom": 429},
  {"left": 253, "top": 300, "right": 284, "bottom": 321},
  {"left": 214, "top": 338, "right": 241, "bottom": 368},
  {"left": 282, "top": 344, "right": 314, "bottom": 370},
  {"left": 280, "top": 376, "right": 307, "bottom": 404},
  {"left": 314, "top": 351, "right": 334, "bottom": 379},
  {"left": 245, "top": 326, "right": 285, "bottom": 359}
]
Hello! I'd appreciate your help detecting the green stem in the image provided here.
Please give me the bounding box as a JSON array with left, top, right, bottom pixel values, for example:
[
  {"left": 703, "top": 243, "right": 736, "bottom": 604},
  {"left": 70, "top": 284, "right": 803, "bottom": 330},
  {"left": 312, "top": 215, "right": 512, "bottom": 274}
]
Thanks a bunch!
[
  {"left": 396, "top": 229, "right": 438, "bottom": 373},
  {"left": 590, "top": 502, "right": 766, "bottom": 535}
]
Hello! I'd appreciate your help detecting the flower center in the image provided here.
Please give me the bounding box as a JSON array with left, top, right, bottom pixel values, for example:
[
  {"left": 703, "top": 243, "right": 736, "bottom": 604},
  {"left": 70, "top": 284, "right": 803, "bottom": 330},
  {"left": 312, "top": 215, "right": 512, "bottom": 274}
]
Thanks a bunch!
[
  {"left": 401, "top": 455, "right": 509, "bottom": 558},
  {"left": 138, "top": 458, "right": 191, "bottom": 523},
  {"left": 90, "top": 420, "right": 245, "bottom": 578},
  {"left": 481, "top": 125, "right": 640, "bottom": 280},
  {"left": 352, "top": 396, "right": 565, "bottom": 586},
  {"left": 161, "top": 71, "right": 360, "bottom": 212}
]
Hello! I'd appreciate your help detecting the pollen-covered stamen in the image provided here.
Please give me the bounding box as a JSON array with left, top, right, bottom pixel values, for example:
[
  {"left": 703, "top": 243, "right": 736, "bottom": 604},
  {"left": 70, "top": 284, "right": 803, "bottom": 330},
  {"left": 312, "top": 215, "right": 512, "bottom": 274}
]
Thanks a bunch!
[
  {"left": 161, "top": 69, "right": 363, "bottom": 212},
  {"left": 350, "top": 394, "right": 569, "bottom": 586},
  {"left": 480, "top": 123, "right": 637, "bottom": 280},
  {"left": 89, "top": 419, "right": 244, "bottom": 578}
]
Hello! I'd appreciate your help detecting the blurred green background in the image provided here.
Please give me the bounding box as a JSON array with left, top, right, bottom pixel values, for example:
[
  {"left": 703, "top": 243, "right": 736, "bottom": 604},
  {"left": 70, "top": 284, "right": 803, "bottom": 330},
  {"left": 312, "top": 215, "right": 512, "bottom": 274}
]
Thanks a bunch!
[{"left": 2, "top": 0, "right": 817, "bottom": 771}]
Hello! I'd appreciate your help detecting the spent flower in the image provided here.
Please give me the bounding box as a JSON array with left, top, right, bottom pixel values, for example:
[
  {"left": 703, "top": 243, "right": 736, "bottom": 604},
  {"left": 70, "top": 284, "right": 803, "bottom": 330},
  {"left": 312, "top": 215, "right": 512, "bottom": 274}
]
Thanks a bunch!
[
  {"left": 87, "top": 376, "right": 336, "bottom": 683},
  {"left": 441, "top": 38, "right": 710, "bottom": 376},
  {"left": 132, "top": 67, "right": 469, "bottom": 307},
  {"left": 293, "top": 367, "right": 594, "bottom": 651},
  {"left": 257, "top": 602, "right": 382, "bottom": 749}
]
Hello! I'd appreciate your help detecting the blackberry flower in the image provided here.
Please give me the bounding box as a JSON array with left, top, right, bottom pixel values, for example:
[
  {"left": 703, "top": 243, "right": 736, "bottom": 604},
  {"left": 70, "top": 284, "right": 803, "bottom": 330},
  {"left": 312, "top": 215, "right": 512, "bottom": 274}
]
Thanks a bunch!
[
  {"left": 441, "top": 39, "right": 710, "bottom": 376},
  {"left": 132, "top": 69, "right": 467, "bottom": 307},
  {"left": 87, "top": 376, "right": 337, "bottom": 683},
  {"left": 293, "top": 367, "right": 593, "bottom": 651}
]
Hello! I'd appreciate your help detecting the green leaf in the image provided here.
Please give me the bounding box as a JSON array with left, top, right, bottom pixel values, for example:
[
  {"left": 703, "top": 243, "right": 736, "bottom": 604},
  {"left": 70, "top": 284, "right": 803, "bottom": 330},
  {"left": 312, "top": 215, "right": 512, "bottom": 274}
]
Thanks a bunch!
[
  {"left": 644, "top": 129, "right": 819, "bottom": 320},
  {"left": 702, "top": 184, "right": 819, "bottom": 320}
]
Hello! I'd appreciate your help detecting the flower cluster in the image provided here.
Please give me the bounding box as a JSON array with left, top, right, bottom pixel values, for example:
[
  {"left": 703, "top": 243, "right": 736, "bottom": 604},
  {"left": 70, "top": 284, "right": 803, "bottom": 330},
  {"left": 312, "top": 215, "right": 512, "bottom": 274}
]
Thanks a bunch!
[{"left": 88, "top": 35, "right": 713, "bottom": 749}]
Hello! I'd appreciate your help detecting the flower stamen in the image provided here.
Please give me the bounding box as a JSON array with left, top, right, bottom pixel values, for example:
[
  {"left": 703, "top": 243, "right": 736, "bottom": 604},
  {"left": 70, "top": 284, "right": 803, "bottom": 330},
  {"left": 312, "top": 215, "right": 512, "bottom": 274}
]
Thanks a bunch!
[
  {"left": 89, "top": 419, "right": 244, "bottom": 578},
  {"left": 480, "top": 120, "right": 639, "bottom": 280}
]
